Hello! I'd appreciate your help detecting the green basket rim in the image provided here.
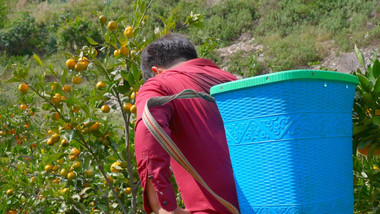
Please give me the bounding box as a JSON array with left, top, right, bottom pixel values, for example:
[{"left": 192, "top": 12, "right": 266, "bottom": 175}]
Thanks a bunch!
[{"left": 210, "top": 69, "right": 359, "bottom": 95}]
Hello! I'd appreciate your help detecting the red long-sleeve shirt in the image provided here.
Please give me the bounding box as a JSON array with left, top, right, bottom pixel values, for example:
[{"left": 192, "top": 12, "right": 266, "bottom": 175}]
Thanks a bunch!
[{"left": 135, "top": 58, "right": 239, "bottom": 213}]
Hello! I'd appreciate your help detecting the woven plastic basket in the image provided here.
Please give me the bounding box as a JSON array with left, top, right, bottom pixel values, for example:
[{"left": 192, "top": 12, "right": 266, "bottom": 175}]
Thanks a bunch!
[{"left": 210, "top": 70, "right": 359, "bottom": 214}]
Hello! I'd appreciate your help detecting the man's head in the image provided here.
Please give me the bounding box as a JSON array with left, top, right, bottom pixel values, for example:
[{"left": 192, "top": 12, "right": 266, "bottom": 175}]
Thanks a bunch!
[{"left": 140, "top": 33, "right": 198, "bottom": 81}]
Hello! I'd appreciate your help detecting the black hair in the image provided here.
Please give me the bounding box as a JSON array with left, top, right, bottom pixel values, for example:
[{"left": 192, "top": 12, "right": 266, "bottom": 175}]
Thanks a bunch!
[{"left": 140, "top": 33, "right": 198, "bottom": 81}]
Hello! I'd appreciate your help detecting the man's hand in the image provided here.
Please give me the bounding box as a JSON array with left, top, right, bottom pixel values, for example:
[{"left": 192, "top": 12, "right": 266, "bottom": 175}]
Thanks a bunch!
[{"left": 155, "top": 207, "right": 191, "bottom": 214}]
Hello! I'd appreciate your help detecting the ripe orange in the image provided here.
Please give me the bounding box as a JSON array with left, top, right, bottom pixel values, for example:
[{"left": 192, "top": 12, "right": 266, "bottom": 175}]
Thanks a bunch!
[
  {"left": 72, "top": 161, "right": 81, "bottom": 170},
  {"left": 6, "top": 189, "right": 14, "bottom": 195},
  {"left": 123, "top": 26, "right": 133, "bottom": 38},
  {"left": 67, "top": 171, "right": 77, "bottom": 181},
  {"left": 107, "top": 21, "right": 117, "bottom": 31},
  {"left": 60, "top": 168, "right": 68, "bottom": 177},
  {"left": 8, "top": 210, "right": 17, "bottom": 214},
  {"left": 74, "top": 61, "right": 87, "bottom": 72},
  {"left": 96, "top": 81, "right": 106, "bottom": 89},
  {"left": 64, "top": 123, "right": 71, "bottom": 130},
  {"left": 114, "top": 49, "right": 120, "bottom": 57},
  {"left": 66, "top": 59, "right": 76, "bottom": 70},
  {"left": 110, "top": 162, "right": 121, "bottom": 172},
  {"left": 90, "top": 122, "right": 101, "bottom": 132},
  {"left": 79, "top": 57, "right": 89, "bottom": 67},
  {"left": 45, "top": 164, "right": 53, "bottom": 172},
  {"left": 31, "top": 176, "right": 36, "bottom": 183},
  {"left": 72, "top": 76, "right": 82, "bottom": 84},
  {"left": 47, "top": 138, "right": 54, "bottom": 146},
  {"left": 99, "top": 15, "right": 107, "bottom": 25},
  {"left": 120, "top": 46, "right": 129, "bottom": 56},
  {"left": 53, "top": 179, "right": 61, "bottom": 184},
  {"left": 52, "top": 93, "right": 61, "bottom": 104},
  {"left": 101, "top": 105, "right": 110, "bottom": 113},
  {"left": 104, "top": 176, "right": 113, "bottom": 185},
  {"left": 51, "top": 134, "right": 60, "bottom": 142},
  {"left": 130, "top": 92, "right": 137, "bottom": 100},
  {"left": 18, "top": 83, "right": 29, "bottom": 94},
  {"left": 56, "top": 158, "right": 65, "bottom": 164},
  {"left": 124, "top": 187, "right": 132, "bottom": 194},
  {"left": 130, "top": 105, "right": 137, "bottom": 114},
  {"left": 29, "top": 111, "right": 35, "bottom": 116},
  {"left": 62, "top": 85, "right": 71, "bottom": 93},
  {"left": 20, "top": 104, "right": 28, "bottom": 110},
  {"left": 61, "top": 188, "right": 70, "bottom": 194},
  {"left": 48, "top": 130, "right": 54, "bottom": 135},
  {"left": 51, "top": 112, "right": 60, "bottom": 121},
  {"left": 85, "top": 170, "right": 93, "bottom": 178},
  {"left": 0, "top": 130, "right": 6, "bottom": 136},
  {"left": 72, "top": 105, "right": 80, "bottom": 113},
  {"left": 69, "top": 155, "right": 77, "bottom": 161},
  {"left": 71, "top": 148, "right": 81, "bottom": 157},
  {"left": 61, "top": 139, "right": 69, "bottom": 147},
  {"left": 123, "top": 102, "right": 132, "bottom": 112}
]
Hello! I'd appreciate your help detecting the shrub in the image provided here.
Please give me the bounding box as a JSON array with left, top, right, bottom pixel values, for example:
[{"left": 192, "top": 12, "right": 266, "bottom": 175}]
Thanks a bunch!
[{"left": 0, "top": 13, "right": 50, "bottom": 56}]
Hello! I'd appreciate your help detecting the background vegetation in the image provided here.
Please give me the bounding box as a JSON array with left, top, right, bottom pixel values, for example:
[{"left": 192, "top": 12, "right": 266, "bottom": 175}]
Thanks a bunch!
[{"left": 1, "top": 0, "right": 380, "bottom": 213}]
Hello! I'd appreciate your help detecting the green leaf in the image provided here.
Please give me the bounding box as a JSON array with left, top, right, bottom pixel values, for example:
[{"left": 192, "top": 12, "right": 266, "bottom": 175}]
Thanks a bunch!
[
  {"left": 372, "top": 59, "right": 380, "bottom": 79},
  {"left": 373, "top": 76, "right": 380, "bottom": 95},
  {"left": 373, "top": 116, "right": 380, "bottom": 125},
  {"left": 42, "top": 103, "right": 51, "bottom": 111},
  {"left": 33, "top": 53, "right": 42, "bottom": 67},
  {"left": 6, "top": 77, "right": 21, "bottom": 83},
  {"left": 358, "top": 74, "right": 372, "bottom": 92},
  {"left": 355, "top": 45, "right": 366, "bottom": 71},
  {"left": 86, "top": 37, "right": 99, "bottom": 46},
  {"left": 115, "top": 85, "right": 129, "bottom": 94},
  {"left": 353, "top": 125, "right": 368, "bottom": 136}
]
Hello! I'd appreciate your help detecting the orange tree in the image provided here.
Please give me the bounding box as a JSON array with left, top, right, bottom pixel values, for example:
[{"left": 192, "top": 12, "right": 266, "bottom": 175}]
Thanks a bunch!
[
  {"left": 1, "top": 0, "right": 203, "bottom": 213},
  {"left": 352, "top": 46, "right": 380, "bottom": 213}
]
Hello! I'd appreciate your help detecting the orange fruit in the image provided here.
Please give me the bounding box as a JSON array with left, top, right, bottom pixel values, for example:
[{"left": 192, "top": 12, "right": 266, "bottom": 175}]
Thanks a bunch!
[
  {"left": 52, "top": 93, "right": 61, "bottom": 104},
  {"left": 107, "top": 21, "right": 117, "bottom": 31},
  {"left": 71, "top": 147, "right": 81, "bottom": 157},
  {"left": 6, "top": 189, "right": 14, "bottom": 195},
  {"left": 0, "top": 130, "right": 6, "bottom": 136},
  {"left": 90, "top": 122, "right": 101, "bottom": 132},
  {"left": 67, "top": 171, "right": 77, "bottom": 181},
  {"left": 72, "top": 105, "right": 80, "bottom": 113},
  {"left": 47, "top": 138, "right": 54, "bottom": 146},
  {"left": 74, "top": 61, "right": 87, "bottom": 72},
  {"left": 110, "top": 162, "right": 121, "bottom": 172},
  {"left": 358, "top": 143, "right": 380, "bottom": 156},
  {"left": 120, "top": 46, "right": 129, "bottom": 56},
  {"left": 64, "top": 123, "right": 71, "bottom": 130},
  {"left": 130, "top": 92, "right": 137, "bottom": 100},
  {"left": 101, "top": 105, "right": 110, "bottom": 113},
  {"left": 130, "top": 105, "right": 137, "bottom": 114},
  {"left": 123, "top": 102, "right": 132, "bottom": 112},
  {"left": 29, "top": 111, "right": 35, "bottom": 116},
  {"left": 96, "top": 81, "right": 106, "bottom": 89},
  {"left": 53, "top": 179, "right": 61, "bottom": 184},
  {"left": 20, "top": 104, "right": 28, "bottom": 110},
  {"left": 45, "top": 164, "right": 53, "bottom": 172},
  {"left": 69, "top": 155, "right": 77, "bottom": 161},
  {"left": 123, "top": 26, "right": 133, "bottom": 38},
  {"left": 99, "top": 15, "right": 107, "bottom": 25},
  {"left": 72, "top": 161, "right": 81, "bottom": 170},
  {"left": 72, "top": 76, "right": 82, "bottom": 84},
  {"left": 124, "top": 187, "right": 132, "bottom": 194},
  {"left": 104, "top": 176, "right": 113, "bottom": 185},
  {"left": 51, "top": 112, "right": 60, "bottom": 121},
  {"left": 114, "top": 49, "right": 120, "bottom": 57},
  {"left": 61, "top": 188, "right": 70, "bottom": 194},
  {"left": 62, "top": 85, "right": 71, "bottom": 93},
  {"left": 8, "top": 210, "right": 17, "bottom": 214},
  {"left": 52, "top": 165, "right": 59, "bottom": 171},
  {"left": 79, "top": 57, "right": 89, "bottom": 67},
  {"left": 31, "top": 176, "right": 36, "bottom": 183},
  {"left": 18, "top": 83, "right": 29, "bottom": 94},
  {"left": 85, "top": 170, "right": 93, "bottom": 178},
  {"left": 60, "top": 139, "right": 69, "bottom": 147},
  {"left": 51, "top": 134, "right": 60, "bottom": 142},
  {"left": 48, "top": 130, "right": 54, "bottom": 135},
  {"left": 66, "top": 59, "right": 76, "bottom": 70},
  {"left": 56, "top": 158, "right": 64, "bottom": 164}
]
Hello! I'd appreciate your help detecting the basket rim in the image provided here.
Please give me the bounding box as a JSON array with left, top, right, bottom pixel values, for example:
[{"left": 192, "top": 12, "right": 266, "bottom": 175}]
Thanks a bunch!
[{"left": 211, "top": 69, "right": 359, "bottom": 95}]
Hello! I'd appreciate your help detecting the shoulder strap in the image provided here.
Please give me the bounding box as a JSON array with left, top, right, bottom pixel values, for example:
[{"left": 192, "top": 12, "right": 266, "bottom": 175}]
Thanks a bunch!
[{"left": 142, "top": 89, "right": 239, "bottom": 214}]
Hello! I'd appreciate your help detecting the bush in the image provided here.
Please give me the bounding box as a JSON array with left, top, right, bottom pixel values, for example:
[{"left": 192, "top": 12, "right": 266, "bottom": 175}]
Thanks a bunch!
[
  {"left": 57, "top": 16, "right": 102, "bottom": 52},
  {"left": 0, "top": 13, "right": 50, "bottom": 56},
  {"left": 262, "top": 31, "right": 321, "bottom": 72}
]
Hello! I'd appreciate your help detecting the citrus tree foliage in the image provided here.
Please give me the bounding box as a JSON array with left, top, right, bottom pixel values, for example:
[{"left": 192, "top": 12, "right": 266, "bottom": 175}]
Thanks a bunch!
[{"left": 0, "top": 0, "right": 202, "bottom": 213}]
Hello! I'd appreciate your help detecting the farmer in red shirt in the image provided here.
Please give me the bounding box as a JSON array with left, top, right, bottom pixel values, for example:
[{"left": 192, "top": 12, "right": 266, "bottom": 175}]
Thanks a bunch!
[{"left": 135, "top": 33, "right": 239, "bottom": 214}]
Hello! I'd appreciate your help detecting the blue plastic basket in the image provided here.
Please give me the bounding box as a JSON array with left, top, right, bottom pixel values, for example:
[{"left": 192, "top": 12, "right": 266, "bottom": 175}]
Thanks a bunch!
[{"left": 210, "top": 70, "right": 359, "bottom": 214}]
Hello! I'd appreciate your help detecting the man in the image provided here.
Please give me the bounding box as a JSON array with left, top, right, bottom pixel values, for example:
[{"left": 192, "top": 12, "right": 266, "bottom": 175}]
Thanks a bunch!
[{"left": 135, "top": 33, "right": 239, "bottom": 214}]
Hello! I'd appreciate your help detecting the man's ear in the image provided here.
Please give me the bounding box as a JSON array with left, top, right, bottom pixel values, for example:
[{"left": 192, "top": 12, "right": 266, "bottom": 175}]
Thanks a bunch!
[{"left": 152, "top": 66, "right": 159, "bottom": 74}]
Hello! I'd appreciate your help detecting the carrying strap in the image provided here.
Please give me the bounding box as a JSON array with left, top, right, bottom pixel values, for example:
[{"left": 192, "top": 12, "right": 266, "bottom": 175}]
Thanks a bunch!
[{"left": 142, "top": 89, "right": 239, "bottom": 214}]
